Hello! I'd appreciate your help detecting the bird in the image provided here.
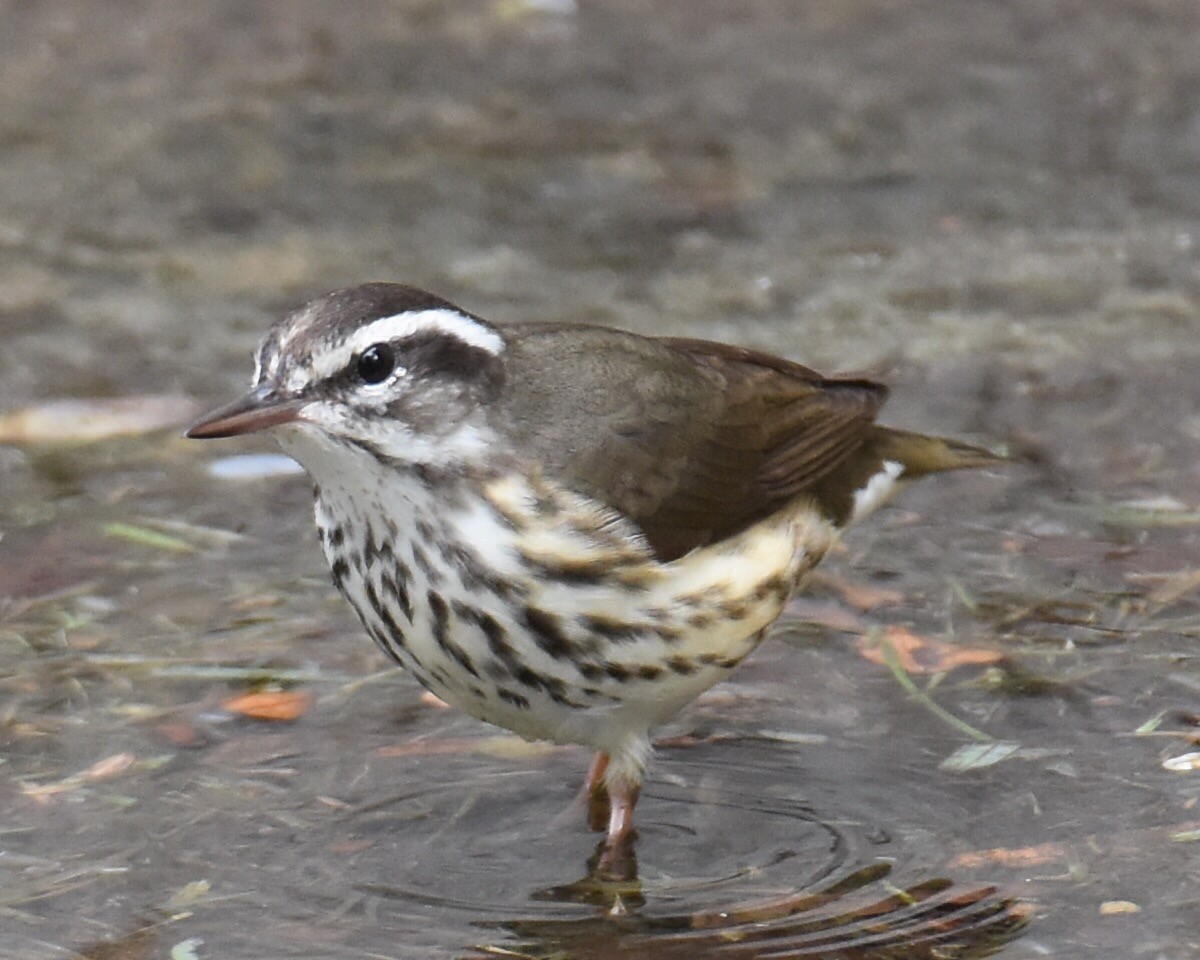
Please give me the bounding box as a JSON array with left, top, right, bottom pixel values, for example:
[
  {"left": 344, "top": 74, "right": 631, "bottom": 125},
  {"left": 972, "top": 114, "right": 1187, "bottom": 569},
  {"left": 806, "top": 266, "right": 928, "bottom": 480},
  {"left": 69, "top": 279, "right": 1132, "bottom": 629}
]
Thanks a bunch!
[{"left": 186, "top": 282, "right": 1002, "bottom": 878}]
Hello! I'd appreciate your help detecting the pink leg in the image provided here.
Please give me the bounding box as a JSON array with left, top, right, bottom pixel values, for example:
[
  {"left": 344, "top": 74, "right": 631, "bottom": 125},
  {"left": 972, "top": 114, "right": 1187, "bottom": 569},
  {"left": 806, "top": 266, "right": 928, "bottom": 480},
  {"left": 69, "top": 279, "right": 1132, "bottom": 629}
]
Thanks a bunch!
[
  {"left": 585, "top": 752, "right": 610, "bottom": 795},
  {"left": 595, "top": 777, "right": 640, "bottom": 881},
  {"left": 584, "top": 751, "right": 610, "bottom": 832}
]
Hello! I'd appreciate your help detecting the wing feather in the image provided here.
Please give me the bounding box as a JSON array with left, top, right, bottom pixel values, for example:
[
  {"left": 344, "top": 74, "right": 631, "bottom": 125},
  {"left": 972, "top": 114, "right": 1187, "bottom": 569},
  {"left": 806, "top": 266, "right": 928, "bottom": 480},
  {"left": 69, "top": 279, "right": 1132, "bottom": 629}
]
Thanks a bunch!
[{"left": 493, "top": 325, "right": 887, "bottom": 560}]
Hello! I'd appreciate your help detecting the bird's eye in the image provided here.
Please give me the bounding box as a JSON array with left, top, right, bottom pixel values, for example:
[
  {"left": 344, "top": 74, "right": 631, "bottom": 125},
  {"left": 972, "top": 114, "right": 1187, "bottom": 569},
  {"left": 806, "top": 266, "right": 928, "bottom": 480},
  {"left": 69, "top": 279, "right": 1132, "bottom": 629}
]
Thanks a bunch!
[{"left": 355, "top": 344, "right": 395, "bottom": 384}]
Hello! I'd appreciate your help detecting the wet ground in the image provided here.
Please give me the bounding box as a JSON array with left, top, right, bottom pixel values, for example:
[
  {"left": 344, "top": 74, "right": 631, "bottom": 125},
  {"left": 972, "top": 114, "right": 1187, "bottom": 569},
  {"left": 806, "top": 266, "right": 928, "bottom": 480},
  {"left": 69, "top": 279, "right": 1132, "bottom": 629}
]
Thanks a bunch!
[{"left": 2, "top": 2, "right": 1199, "bottom": 958}]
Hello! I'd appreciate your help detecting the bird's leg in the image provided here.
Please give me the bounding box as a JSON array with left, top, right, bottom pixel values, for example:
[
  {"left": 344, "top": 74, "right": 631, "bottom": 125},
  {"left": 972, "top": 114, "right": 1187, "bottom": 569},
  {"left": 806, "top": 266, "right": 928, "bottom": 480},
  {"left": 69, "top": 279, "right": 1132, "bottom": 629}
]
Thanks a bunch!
[
  {"left": 584, "top": 751, "right": 610, "bottom": 832},
  {"left": 595, "top": 776, "right": 640, "bottom": 881}
]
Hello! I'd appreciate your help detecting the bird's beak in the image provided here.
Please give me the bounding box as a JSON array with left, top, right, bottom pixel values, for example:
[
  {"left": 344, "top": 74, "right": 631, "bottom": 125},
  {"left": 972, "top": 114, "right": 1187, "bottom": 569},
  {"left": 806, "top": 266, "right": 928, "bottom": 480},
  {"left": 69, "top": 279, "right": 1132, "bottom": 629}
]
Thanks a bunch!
[{"left": 185, "top": 385, "right": 305, "bottom": 439}]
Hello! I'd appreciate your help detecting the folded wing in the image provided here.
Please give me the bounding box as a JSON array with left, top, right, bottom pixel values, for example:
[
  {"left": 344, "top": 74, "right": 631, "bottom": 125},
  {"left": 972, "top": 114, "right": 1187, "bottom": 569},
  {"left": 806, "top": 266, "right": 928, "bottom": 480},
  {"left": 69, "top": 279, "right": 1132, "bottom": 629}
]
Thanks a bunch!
[{"left": 495, "top": 326, "right": 887, "bottom": 561}]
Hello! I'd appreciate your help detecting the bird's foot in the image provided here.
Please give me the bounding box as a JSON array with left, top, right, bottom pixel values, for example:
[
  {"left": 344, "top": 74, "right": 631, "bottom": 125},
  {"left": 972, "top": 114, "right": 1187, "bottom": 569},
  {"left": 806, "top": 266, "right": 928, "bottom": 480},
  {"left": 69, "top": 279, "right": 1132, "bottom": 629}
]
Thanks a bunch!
[
  {"left": 593, "top": 776, "right": 640, "bottom": 882},
  {"left": 593, "top": 830, "right": 638, "bottom": 883}
]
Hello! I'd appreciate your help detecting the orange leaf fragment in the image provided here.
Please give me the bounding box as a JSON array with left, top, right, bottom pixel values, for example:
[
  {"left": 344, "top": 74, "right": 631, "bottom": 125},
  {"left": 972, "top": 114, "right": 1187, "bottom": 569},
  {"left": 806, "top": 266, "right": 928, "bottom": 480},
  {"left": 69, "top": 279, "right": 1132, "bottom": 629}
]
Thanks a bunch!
[
  {"left": 859, "top": 625, "right": 1003, "bottom": 674},
  {"left": 83, "top": 752, "right": 136, "bottom": 781},
  {"left": 949, "top": 841, "right": 1068, "bottom": 869},
  {"left": 223, "top": 689, "right": 313, "bottom": 721},
  {"left": 20, "top": 752, "right": 136, "bottom": 804}
]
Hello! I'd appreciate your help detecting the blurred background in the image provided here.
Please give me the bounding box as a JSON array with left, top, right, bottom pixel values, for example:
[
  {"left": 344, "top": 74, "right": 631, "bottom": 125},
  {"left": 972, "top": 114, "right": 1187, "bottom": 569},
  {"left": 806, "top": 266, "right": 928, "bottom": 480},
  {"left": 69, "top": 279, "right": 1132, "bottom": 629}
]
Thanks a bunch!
[{"left": 1, "top": 3, "right": 1198, "bottom": 958}]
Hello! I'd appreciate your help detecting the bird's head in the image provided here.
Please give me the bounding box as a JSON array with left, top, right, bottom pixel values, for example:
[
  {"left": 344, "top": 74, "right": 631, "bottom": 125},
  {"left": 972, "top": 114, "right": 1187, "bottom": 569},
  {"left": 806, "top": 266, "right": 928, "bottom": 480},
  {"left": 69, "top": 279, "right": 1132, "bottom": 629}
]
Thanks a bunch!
[{"left": 187, "top": 283, "right": 506, "bottom": 471}]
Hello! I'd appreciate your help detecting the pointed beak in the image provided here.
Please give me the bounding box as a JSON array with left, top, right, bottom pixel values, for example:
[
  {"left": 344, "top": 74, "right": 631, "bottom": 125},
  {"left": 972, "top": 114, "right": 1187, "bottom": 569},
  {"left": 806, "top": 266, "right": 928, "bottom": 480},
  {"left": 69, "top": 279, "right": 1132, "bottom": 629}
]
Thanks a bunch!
[{"left": 185, "top": 385, "right": 305, "bottom": 439}]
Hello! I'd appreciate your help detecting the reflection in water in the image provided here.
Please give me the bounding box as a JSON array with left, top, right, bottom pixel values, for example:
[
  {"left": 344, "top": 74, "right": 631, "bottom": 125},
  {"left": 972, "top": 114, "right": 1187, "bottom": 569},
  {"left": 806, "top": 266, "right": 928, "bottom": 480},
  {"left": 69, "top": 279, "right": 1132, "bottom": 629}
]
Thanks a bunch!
[
  {"left": 355, "top": 778, "right": 1028, "bottom": 960},
  {"left": 472, "top": 857, "right": 1027, "bottom": 960}
]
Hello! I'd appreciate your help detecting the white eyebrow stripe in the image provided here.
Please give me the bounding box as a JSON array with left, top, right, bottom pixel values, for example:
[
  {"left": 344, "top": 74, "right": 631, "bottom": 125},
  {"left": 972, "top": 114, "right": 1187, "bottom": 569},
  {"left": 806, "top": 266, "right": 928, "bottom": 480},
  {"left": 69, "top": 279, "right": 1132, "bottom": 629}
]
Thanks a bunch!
[{"left": 309, "top": 308, "right": 505, "bottom": 380}]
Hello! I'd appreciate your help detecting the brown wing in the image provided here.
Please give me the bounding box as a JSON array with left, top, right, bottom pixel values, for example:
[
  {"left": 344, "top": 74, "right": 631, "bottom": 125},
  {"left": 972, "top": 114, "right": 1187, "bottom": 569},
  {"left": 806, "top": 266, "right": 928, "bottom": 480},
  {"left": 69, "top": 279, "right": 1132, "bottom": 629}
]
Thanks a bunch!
[
  {"left": 493, "top": 325, "right": 887, "bottom": 561},
  {"left": 635, "top": 338, "right": 887, "bottom": 557}
]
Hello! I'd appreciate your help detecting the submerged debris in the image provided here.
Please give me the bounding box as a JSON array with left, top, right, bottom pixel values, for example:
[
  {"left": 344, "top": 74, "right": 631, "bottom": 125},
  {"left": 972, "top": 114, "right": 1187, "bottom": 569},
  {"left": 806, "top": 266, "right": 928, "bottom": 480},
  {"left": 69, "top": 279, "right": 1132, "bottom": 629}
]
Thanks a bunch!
[
  {"left": 0, "top": 395, "right": 200, "bottom": 444},
  {"left": 858, "top": 625, "right": 1004, "bottom": 674}
]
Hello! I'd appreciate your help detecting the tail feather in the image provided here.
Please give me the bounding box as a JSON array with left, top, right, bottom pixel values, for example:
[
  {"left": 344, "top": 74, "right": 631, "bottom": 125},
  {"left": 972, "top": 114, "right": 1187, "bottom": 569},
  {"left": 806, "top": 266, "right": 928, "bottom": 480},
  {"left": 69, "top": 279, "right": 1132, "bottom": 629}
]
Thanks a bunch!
[
  {"left": 869, "top": 427, "right": 1007, "bottom": 478},
  {"left": 811, "top": 426, "right": 1005, "bottom": 526}
]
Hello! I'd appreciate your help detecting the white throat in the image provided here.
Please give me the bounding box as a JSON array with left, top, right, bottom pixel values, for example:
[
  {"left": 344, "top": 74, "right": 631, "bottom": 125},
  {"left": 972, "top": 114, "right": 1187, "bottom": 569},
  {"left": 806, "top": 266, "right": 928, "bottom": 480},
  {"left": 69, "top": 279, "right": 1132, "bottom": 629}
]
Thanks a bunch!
[{"left": 274, "top": 416, "right": 495, "bottom": 489}]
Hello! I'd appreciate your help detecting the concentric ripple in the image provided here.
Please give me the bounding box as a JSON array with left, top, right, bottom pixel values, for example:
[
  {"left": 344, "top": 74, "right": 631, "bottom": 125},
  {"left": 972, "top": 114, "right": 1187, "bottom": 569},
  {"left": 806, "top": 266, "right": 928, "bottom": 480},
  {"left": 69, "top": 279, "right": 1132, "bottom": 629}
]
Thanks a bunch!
[{"left": 324, "top": 740, "right": 1028, "bottom": 959}]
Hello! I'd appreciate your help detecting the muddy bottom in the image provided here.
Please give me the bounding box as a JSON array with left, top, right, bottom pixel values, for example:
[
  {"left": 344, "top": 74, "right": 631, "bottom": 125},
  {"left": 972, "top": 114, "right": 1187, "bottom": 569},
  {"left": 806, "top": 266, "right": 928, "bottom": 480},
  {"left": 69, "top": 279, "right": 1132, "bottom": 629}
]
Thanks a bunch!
[
  {"left": 1, "top": 357, "right": 1197, "bottom": 959},
  {"left": 3, "top": 1, "right": 1200, "bottom": 958}
]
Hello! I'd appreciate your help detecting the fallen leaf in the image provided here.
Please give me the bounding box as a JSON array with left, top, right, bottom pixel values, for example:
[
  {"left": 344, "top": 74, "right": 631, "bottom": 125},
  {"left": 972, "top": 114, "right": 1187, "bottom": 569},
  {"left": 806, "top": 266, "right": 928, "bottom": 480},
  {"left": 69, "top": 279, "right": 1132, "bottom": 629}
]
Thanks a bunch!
[
  {"left": 474, "top": 736, "right": 561, "bottom": 761},
  {"left": 752, "top": 729, "right": 829, "bottom": 746},
  {"left": 376, "top": 736, "right": 560, "bottom": 760},
  {"left": 1117, "top": 495, "right": 1188, "bottom": 512},
  {"left": 21, "top": 781, "right": 75, "bottom": 803},
  {"left": 170, "top": 939, "right": 203, "bottom": 960},
  {"left": 20, "top": 752, "right": 137, "bottom": 803},
  {"left": 230, "top": 594, "right": 281, "bottom": 613},
  {"left": 949, "top": 842, "right": 1068, "bottom": 869},
  {"left": 1099, "top": 900, "right": 1141, "bottom": 915},
  {"left": 166, "top": 879, "right": 211, "bottom": 908},
  {"left": 1134, "top": 710, "right": 1168, "bottom": 734},
  {"left": 222, "top": 689, "right": 312, "bottom": 721},
  {"left": 859, "top": 625, "right": 1004, "bottom": 674},
  {"left": 1163, "top": 751, "right": 1200, "bottom": 772},
  {"left": 103, "top": 522, "right": 195, "bottom": 553},
  {"left": 940, "top": 742, "right": 1020, "bottom": 771},
  {"left": 0, "top": 394, "right": 199, "bottom": 443},
  {"left": 83, "top": 753, "right": 136, "bottom": 780}
]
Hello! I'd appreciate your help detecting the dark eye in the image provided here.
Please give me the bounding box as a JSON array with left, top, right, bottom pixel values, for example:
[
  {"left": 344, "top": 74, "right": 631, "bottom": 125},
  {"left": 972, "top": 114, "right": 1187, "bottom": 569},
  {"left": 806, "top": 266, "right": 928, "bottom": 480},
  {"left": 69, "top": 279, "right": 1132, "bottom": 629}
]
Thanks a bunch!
[{"left": 355, "top": 344, "right": 395, "bottom": 384}]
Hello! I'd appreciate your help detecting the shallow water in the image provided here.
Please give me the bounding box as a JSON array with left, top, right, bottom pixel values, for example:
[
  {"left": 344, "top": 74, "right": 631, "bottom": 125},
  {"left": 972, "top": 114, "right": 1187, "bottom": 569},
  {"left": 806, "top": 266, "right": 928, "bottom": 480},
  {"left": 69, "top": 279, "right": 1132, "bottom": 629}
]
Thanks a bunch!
[{"left": 2, "top": 2, "right": 1199, "bottom": 958}]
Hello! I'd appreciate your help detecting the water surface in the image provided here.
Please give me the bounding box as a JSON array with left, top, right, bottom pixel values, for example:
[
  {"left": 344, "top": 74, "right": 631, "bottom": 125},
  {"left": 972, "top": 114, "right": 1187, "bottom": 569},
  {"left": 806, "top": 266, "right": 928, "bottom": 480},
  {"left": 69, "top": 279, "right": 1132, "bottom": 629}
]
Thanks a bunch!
[{"left": 2, "top": 3, "right": 1199, "bottom": 957}]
